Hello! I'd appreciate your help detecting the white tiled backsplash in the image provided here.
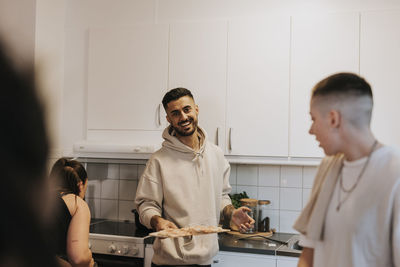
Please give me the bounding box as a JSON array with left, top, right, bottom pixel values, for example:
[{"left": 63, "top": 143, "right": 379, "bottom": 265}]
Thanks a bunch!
[
  {"left": 230, "top": 164, "right": 317, "bottom": 233},
  {"left": 85, "top": 163, "right": 145, "bottom": 222},
  {"left": 85, "top": 162, "right": 317, "bottom": 233}
]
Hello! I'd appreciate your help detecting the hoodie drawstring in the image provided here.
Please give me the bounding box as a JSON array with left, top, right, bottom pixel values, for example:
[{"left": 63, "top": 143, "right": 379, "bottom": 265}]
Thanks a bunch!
[{"left": 192, "top": 151, "right": 204, "bottom": 176}]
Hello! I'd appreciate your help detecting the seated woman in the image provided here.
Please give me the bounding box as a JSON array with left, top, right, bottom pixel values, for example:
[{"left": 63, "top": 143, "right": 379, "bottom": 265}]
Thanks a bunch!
[{"left": 50, "top": 158, "right": 94, "bottom": 267}]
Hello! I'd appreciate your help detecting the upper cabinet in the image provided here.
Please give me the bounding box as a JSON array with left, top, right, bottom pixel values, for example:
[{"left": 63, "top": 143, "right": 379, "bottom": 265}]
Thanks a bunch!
[
  {"left": 360, "top": 11, "right": 400, "bottom": 148},
  {"left": 169, "top": 21, "right": 228, "bottom": 147},
  {"left": 79, "top": 11, "right": 396, "bottom": 160},
  {"left": 289, "top": 13, "right": 360, "bottom": 157},
  {"left": 87, "top": 25, "right": 169, "bottom": 132},
  {"left": 226, "top": 16, "right": 290, "bottom": 156}
]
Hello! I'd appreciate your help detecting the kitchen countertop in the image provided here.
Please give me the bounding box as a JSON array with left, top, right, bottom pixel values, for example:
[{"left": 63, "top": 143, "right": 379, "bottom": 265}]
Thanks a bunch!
[
  {"left": 218, "top": 232, "right": 302, "bottom": 258},
  {"left": 143, "top": 231, "right": 302, "bottom": 258}
]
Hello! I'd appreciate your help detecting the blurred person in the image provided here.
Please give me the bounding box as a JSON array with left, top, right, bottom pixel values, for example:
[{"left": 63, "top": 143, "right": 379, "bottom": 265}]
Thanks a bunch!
[
  {"left": 135, "top": 88, "right": 254, "bottom": 267},
  {"left": 294, "top": 73, "right": 400, "bottom": 267},
  {"left": 0, "top": 39, "right": 58, "bottom": 266},
  {"left": 50, "top": 158, "right": 94, "bottom": 267}
]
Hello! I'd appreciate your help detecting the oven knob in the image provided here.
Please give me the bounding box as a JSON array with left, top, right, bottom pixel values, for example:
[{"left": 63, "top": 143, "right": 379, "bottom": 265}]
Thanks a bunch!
[
  {"left": 121, "top": 245, "right": 130, "bottom": 255},
  {"left": 108, "top": 244, "right": 117, "bottom": 253},
  {"left": 131, "top": 247, "right": 139, "bottom": 256}
]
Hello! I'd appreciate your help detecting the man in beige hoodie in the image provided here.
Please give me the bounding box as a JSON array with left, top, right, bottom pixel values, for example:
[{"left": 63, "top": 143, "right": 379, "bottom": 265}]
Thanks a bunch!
[{"left": 135, "top": 88, "right": 254, "bottom": 267}]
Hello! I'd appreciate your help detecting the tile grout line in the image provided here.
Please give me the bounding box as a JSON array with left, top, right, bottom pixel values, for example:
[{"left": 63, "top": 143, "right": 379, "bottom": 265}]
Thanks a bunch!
[
  {"left": 117, "top": 163, "right": 120, "bottom": 220},
  {"left": 99, "top": 165, "right": 102, "bottom": 219},
  {"left": 278, "top": 165, "right": 282, "bottom": 231},
  {"left": 301, "top": 166, "right": 304, "bottom": 209}
]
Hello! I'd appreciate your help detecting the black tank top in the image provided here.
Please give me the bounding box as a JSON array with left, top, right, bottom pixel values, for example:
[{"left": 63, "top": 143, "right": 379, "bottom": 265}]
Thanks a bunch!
[{"left": 54, "top": 195, "right": 72, "bottom": 257}]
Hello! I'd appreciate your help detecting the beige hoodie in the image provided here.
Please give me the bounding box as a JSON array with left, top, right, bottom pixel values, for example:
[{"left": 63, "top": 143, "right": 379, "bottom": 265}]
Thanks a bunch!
[{"left": 135, "top": 126, "right": 232, "bottom": 265}]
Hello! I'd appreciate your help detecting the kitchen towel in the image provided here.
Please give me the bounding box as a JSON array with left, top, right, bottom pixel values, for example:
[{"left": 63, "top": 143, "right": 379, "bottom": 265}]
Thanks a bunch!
[{"left": 293, "top": 153, "right": 344, "bottom": 241}]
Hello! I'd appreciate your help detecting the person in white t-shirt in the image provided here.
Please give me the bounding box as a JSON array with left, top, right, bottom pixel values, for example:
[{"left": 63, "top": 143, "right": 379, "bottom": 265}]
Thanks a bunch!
[{"left": 294, "top": 73, "right": 400, "bottom": 267}]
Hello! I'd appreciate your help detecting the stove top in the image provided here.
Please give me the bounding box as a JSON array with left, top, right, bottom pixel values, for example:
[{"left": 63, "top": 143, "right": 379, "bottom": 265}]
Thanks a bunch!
[{"left": 90, "top": 219, "right": 151, "bottom": 238}]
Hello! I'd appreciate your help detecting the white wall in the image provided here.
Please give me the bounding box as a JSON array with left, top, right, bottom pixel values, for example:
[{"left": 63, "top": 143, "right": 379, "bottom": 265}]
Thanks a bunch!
[
  {"left": 0, "top": 0, "right": 36, "bottom": 70},
  {"left": 35, "top": 0, "right": 66, "bottom": 161},
  {"left": 0, "top": 0, "right": 66, "bottom": 169}
]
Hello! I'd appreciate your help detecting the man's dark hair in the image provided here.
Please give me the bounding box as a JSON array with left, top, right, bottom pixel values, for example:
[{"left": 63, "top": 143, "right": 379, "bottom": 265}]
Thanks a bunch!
[
  {"left": 312, "top": 72, "right": 373, "bottom": 99},
  {"left": 162, "top": 87, "right": 194, "bottom": 110}
]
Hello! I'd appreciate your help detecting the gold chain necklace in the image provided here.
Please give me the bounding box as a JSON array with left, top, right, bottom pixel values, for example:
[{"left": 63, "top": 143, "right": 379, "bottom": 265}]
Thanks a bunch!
[{"left": 336, "top": 140, "right": 378, "bottom": 212}]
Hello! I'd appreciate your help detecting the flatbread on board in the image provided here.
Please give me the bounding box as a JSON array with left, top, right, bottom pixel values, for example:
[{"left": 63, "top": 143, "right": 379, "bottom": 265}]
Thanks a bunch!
[{"left": 149, "top": 225, "right": 230, "bottom": 238}]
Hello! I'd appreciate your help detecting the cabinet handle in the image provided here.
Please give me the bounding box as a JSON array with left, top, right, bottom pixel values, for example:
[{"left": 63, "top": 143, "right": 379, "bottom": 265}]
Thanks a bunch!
[
  {"left": 228, "top": 128, "right": 232, "bottom": 152},
  {"left": 216, "top": 127, "right": 219, "bottom": 146},
  {"left": 157, "top": 104, "right": 162, "bottom": 127}
]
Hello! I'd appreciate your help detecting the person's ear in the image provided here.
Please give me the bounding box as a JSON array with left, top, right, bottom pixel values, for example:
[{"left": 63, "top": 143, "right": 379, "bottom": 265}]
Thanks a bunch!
[
  {"left": 77, "top": 181, "right": 83, "bottom": 192},
  {"left": 166, "top": 115, "right": 171, "bottom": 124},
  {"left": 329, "top": 109, "right": 341, "bottom": 128},
  {"left": 195, "top": 104, "right": 199, "bottom": 114}
]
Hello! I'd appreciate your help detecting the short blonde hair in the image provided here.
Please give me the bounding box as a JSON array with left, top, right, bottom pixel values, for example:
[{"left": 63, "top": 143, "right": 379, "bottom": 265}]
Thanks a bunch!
[{"left": 311, "top": 73, "right": 373, "bottom": 127}]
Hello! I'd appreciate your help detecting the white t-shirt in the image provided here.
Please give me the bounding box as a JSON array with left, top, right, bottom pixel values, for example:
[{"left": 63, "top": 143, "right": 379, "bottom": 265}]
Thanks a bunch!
[{"left": 300, "top": 146, "right": 400, "bottom": 267}]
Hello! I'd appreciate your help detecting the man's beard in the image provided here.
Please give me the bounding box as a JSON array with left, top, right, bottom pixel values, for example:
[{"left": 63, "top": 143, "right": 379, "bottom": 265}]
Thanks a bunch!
[{"left": 172, "top": 118, "right": 198, "bottom": 137}]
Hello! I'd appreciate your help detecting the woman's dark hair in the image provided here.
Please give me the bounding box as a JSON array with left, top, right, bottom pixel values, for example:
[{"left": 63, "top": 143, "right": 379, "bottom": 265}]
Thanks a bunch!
[
  {"left": 162, "top": 87, "right": 194, "bottom": 110},
  {"left": 0, "top": 39, "right": 57, "bottom": 266},
  {"left": 50, "top": 158, "right": 88, "bottom": 196}
]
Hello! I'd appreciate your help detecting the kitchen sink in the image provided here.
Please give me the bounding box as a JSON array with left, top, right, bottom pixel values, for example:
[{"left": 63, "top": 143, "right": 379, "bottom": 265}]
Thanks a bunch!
[
  {"left": 291, "top": 239, "right": 303, "bottom": 250},
  {"left": 287, "top": 236, "right": 303, "bottom": 251}
]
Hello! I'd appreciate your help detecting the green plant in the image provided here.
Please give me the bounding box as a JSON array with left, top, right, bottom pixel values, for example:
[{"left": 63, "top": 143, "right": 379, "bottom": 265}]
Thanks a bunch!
[{"left": 229, "top": 191, "right": 249, "bottom": 209}]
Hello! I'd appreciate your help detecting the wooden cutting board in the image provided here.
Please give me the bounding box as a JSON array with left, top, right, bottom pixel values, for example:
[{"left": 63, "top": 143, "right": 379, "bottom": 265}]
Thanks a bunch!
[
  {"left": 227, "top": 231, "right": 273, "bottom": 238},
  {"left": 149, "top": 226, "right": 230, "bottom": 238}
]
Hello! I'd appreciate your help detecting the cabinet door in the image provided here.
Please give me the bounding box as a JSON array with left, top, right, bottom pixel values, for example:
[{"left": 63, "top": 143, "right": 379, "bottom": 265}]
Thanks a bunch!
[
  {"left": 290, "top": 13, "right": 360, "bottom": 157},
  {"left": 226, "top": 16, "right": 290, "bottom": 156},
  {"left": 212, "top": 251, "right": 276, "bottom": 267},
  {"left": 87, "top": 25, "right": 169, "bottom": 131},
  {"left": 169, "top": 21, "right": 227, "bottom": 148},
  {"left": 360, "top": 11, "right": 400, "bottom": 147},
  {"left": 277, "top": 257, "right": 298, "bottom": 267}
]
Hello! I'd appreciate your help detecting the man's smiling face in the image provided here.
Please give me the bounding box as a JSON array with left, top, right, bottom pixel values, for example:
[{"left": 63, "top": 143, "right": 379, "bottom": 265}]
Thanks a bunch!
[{"left": 165, "top": 95, "right": 199, "bottom": 137}]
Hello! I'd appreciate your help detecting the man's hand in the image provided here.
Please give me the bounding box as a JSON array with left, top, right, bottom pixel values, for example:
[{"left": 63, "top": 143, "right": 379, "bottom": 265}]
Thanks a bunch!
[
  {"left": 230, "top": 207, "right": 255, "bottom": 233},
  {"left": 150, "top": 215, "right": 178, "bottom": 232}
]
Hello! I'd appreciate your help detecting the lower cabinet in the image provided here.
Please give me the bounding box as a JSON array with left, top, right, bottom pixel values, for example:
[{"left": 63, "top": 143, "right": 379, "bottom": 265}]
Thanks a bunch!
[
  {"left": 212, "top": 252, "right": 299, "bottom": 267},
  {"left": 145, "top": 246, "right": 299, "bottom": 267},
  {"left": 212, "top": 251, "right": 285, "bottom": 267},
  {"left": 276, "top": 256, "right": 299, "bottom": 267}
]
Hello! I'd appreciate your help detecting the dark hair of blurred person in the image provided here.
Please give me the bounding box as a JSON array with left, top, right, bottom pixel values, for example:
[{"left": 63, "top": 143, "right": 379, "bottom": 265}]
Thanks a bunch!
[{"left": 0, "top": 40, "right": 58, "bottom": 266}]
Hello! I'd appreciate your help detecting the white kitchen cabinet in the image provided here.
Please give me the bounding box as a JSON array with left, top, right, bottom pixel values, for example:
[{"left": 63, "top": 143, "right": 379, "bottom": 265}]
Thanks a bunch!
[
  {"left": 212, "top": 251, "right": 276, "bottom": 267},
  {"left": 226, "top": 16, "right": 290, "bottom": 156},
  {"left": 169, "top": 21, "right": 228, "bottom": 148},
  {"left": 290, "top": 13, "right": 360, "bottom": 157},
  {"left": 87, "top": 25, "right": 169, "bottom": 139},
  {"left": 277, "top": 256, "right": 299, "bottom": 267},
  {"left": 360, "top": 11, "right": 400, "bottom": 148}
]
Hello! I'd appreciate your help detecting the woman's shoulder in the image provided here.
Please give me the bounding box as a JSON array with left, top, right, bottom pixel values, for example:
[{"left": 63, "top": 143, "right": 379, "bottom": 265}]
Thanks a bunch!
[{"left": 61, "top": 194, "right": 90, "bottom": 216}]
